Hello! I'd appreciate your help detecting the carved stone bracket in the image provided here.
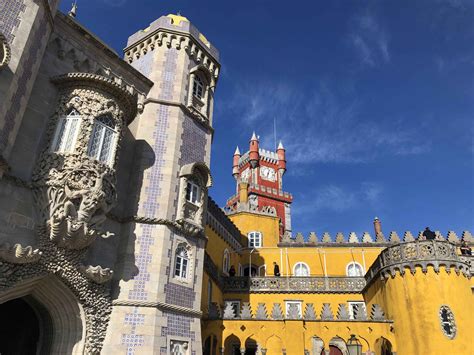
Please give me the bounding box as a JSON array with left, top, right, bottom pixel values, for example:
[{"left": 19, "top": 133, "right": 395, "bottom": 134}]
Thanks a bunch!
[{"left": 0, "top": 243, "right": 42, "bottom": 264}]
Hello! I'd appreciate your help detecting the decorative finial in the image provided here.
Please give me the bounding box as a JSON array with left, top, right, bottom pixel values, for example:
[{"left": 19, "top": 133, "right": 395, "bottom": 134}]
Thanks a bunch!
[
  {"left": 68, "top": 1, "right": 77, "bottom": 18},
  {"left": 177, "top": 11, "right": 181, "bottom": 16}
]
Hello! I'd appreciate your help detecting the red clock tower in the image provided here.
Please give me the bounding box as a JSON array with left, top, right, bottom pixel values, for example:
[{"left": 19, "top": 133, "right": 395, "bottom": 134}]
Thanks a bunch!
[{"left": 226, "top": 133, "right": 293, "bottom": 239}]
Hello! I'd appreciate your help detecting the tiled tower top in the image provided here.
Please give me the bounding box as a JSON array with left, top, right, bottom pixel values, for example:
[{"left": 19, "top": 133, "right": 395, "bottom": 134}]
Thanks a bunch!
[{"left": 125, "top": 13, "right": 219, "bottom": 60}]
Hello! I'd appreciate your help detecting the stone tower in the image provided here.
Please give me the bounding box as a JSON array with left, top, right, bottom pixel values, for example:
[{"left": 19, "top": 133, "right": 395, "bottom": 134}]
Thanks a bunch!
[
  {"left": 227, "top": 133, "right": 293, "bottom": 238},
  {"left": 103, "top": 14, "right": 220, "bottom": 353}
]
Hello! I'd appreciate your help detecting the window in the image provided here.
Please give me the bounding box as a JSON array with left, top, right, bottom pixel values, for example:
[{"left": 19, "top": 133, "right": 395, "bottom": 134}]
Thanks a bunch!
[
  {"left": 348, "top": 301, "right": 365, "bottom": 320},
  {"left": 285, "top": 301, "right": 302, "bottom": 319},
  {"left": 248, "top": 231, "right": 262, "bottom": 248},
  {"left": 52, "top": 109, "right": 81, "bottom": 153},
  {"left": 88, "top": 115, "right": 118, "bottom": 164},
  {"left": 222, "top": 249, "right": 230, "bottom": 274},
  {"left": 293, "top": 262, "right": 310, "bottom": 276},
  {"left": 224, "top": 300, "right": 240, "bottom": 317},
  {"left": 185, "top": 180, "right": 201, "bottom": 205},
  {"left": 192, "top": 75, "right": 204, "bottom": 99},
  {"left": 174, "top": 246, "right": 189, "bottom": 279},
  {"left": 346, "top": 262, "right": 364, "bottom": 277},
  {"left": 439, "top": 305, "right": 456, "bottom": 339}
]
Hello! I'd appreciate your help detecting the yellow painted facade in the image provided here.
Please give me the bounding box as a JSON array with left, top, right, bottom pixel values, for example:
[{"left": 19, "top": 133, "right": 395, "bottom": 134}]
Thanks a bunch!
[{"left": 202, "top": 208, "right": 473, "bottom": 355}]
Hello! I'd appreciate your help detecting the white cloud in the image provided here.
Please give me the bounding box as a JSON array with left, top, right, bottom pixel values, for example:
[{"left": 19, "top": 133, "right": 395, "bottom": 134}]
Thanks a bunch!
[{"left": 349, "top": 11, "right": 390, "bottom": 67}]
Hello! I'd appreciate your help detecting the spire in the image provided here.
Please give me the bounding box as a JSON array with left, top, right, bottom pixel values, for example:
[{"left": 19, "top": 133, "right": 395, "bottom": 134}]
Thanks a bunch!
[
  {"left": 234, "top": 146, "right": 240, "bottom": 155},
  {"left": 232, "top": 146, "right": 241, "bottom": 179},
  {"left": 251, "top": 131, "right": 258, "bottom": 141},
  {"left": 277, "top": 140, "right": 286, "bottom": 175},
  {"left": 68, "top": 1, "right": 78, "bottom": 18},
  {"left": 277, "top": 140, "right": 284, "bottom": 150}
]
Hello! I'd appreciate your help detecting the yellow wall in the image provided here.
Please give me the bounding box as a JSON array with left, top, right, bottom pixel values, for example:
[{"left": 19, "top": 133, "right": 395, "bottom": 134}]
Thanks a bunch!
[
  {"left": 364, "top": 267, "right": 473, "bottom": 355},
  {"left": 229, "top": 212, "right": 280, "bottom": 247}
]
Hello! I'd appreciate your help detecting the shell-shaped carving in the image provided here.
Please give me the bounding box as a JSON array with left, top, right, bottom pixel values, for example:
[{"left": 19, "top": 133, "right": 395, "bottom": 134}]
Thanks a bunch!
[
  {"left": 80, "top": 265, "right": 113, "bottom": 284},
  {"left": 0, "top": 243, "right": 42, "bottom": 264}
]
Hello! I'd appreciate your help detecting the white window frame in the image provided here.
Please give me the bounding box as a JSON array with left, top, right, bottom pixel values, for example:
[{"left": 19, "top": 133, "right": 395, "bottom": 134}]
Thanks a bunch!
[
  {"left": 293, "top": 262, "right": 310, "bottom": 277},
  {"left": 51, "top": 109, "right": 81, "bottom": 153},
  {"left": 185, "top": 180, "right": 201, "bottom": 205},
  {"left": 285, "top": 300, "right": 302, "bottom": 318},
  {"left": 192, "top": 74, "right": 204, "bottom": 99},
  {"left": 87, "top": 115, "right": 118, "bottom": 165},
  {"left": 248, "top": 231, "right": 262, "bottom": 248},
  {"left": 224, "top": 300, "right": 240, "bottom": 317},
  {"left": 222, "top": 249, "right": 230, "bottom": 275},
  {"left": 174, "top": 246, "right": 190, "bottom": 280},
  {"left": 346, "top": 261, "right": 364, "bottom": 277},
  {"left": 348, "top": 301, "right": 365, "bottom": 320}
]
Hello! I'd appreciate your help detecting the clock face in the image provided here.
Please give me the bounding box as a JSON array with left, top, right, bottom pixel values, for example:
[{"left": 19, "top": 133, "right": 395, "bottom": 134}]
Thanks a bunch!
[
  {"left": 260, "top": 166, "right": 276, "bottom": 182},
  {"left": 241, "top": 168, "right": 250, "bottom": 181}
]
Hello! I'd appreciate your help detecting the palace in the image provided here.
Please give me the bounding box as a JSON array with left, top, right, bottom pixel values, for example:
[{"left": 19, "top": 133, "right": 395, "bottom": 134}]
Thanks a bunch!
[{"left": 0, "top": 2, "right": 472, "bottom": 354}]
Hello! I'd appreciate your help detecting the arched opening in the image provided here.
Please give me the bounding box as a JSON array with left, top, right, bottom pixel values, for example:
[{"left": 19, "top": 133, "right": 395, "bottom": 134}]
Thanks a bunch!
[
  {"left": 203, "top": 336, "right": 212, "bottom": 355},
  {"left": 321, "top": 345, "right": 343, "bottom": 355},
  {"left": 375, "top": 337, "right": 393, "bottom": 355},
  {"left": 242, "top": 265, "right": 257, "bottom": 277},
  {"left": 224, "top": 334, "right": 241, "bottom": 355},
  {"left": 0, "top": 298, "right": 41, "bottom": 354},
  {"left": 244, "top": 337, "right": 258, "bottom": 355}
]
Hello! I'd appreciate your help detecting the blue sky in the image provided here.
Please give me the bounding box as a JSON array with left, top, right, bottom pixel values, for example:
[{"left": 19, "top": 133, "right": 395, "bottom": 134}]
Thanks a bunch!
[{"left": 60, "top": 0, "right": 474, "bottom": 237}]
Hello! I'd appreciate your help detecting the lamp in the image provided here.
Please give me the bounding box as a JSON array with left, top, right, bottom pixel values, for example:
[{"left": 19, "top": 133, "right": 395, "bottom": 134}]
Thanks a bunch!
[{"left": 347, "top": 334, "right": 363, "bottom": 355}]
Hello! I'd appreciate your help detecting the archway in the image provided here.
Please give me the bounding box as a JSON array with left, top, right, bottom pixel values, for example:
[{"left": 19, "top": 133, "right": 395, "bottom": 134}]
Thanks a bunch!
[
  {"left": 375, "top": 337, "right": 393, "bottom": 355},
  {"left": 321, "top": 346, "right": 343, "bottom": 355},
  {"left": 0, "top": 298, "right": 41, "bottom": 354},
  {"left": 204, "top": 336, "right": 212, "bottom": 355},
  {"left": 224, "top": 334, "right": 241, "bottom": 355},
  {"left": 244, "top": 337, "right": 257, "bottom": 355}
]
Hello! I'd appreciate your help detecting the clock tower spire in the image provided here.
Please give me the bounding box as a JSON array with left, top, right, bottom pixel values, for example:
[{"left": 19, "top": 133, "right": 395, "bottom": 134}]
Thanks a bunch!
[{"left": 226, "top": 132, "right": 293, "bottom": 238}]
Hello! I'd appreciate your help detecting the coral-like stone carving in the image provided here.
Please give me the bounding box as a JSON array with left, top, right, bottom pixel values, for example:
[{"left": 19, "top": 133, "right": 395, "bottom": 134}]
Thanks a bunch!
[
  {"left": 462, "top": 231, "right": 473, "bottom": 242},
  {"left": 287, "top": 303, "right": 301, "bottom": 319},
  {"left": 308, "top": 232, "right": 318, "bottom": 243},
  {"left": 403, "top": 231, "right": 415, "bottom": 242},
  {"left": 354, "top": 304, "right": 367, "bottom": 320},
  {"left": 0, "top": 32, "right": 11, "bottom": 69},
  {"left": 336, "top": 303, "right": 350, "bottom": 320},
  {"left": 348, "top": 232, "right": 358, "bottom": 243},
  {"left": 79, "top": 265, "right": 113, "bottom": 284},
  {"left": 320, "top": 303, "right": 334, "bottom": 320},
  {"left": 0, "top": 243, "right": 42, "bottom": 264},
  {"left": 370, "top": 304, "right": 385, "bottom": 321},
  {"left": 223, "top": 302, "right": 236, "bottom": 319},
  {"left": 271, "top": 303, "right": 284, "bottom": 320},
  {"left": 362, "top": 232, "right": 373, "bottom": 243},
  {"left": 322, "top": 232, "right": 331, "bottom": 243},
  {"left": 240, "top": 302, "right": 252, "bottom": 319},
  {"left": 304, "top": 303, "right": 317, "bottom": 320},
  {"left": 389, "top": 231, "right": 400, "bottom": 243},
  {"left": 335, "top": 232, "right": 344, "bottom": 243},
  {"left": 295, "top": 233, "right": 304, "bottom": 243},
  {"left": 447, "top": 231, "right": 459, "bottom": 243},
  {"left": 255, "top": 303, "right": 268, "bottom": 320}
]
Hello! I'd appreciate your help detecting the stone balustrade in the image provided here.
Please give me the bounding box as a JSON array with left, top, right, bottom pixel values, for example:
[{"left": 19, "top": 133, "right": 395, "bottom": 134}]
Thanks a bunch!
[
  {"left": 365, "top": 240, "right": 471, "bottom": 284},
  {"left": 207, "top": 301, "right": 390, "bottom": 322},
  {"left": 222, "top": 276, "right": 366, "bottom": 293}
]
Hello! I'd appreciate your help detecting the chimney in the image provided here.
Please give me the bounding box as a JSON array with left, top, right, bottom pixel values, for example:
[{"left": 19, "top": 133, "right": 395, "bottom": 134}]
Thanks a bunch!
[
  {"left": 232, "top": 146, "right": 240, "bottom": 179},
  {"left": 374, "top": 217, "right": 383, "bottom": 238},
  {"left": 238, "top": 182, "right": 249, "bottom": 204},
  {"left": 249, "top": 132, "right": 259, "bottom": 168},
  {"left": 277, "top": 140, "right": 286, "bottom": 175}
]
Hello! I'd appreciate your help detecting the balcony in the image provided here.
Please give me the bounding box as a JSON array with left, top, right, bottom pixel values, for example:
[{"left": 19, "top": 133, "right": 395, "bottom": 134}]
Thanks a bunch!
[{"left": 222, "top": 276, "right": 366, "bottom": 294}]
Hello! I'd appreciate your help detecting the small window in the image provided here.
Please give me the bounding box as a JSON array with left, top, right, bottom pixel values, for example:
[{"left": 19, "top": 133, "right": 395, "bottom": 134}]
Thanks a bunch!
[
  {"left": 186, "top": 180, "right": 201, "bottom": 205},
  {"left": 285, "top": 301, "right": 302, "bottom": 319},
  {"left": 248, "top": 231, "right": 262, "bottom": 248},
  {"left": 348, "top": 301, "right": 365, "bottom": 320},
  {"left": 293, "top": 262, "right": 310, "bottom": 277},
  {"left": 223, "top": 249, "right": 230, "bottom": 274},
  {"left": 439, "top": 305, "right": 456, "bottom": 339},
  {"left": 192, "top": 75, "right": 204, "bottom": 99},
  {"left": 346, "top": 262, "right": 364, "bottom": 277},
  {"left": 52, "top": 109, "right": 81, "bottom": 153},
  {"left": 224, "top": 300, "right": 240, "bottom": 317},
  {"left": 174, "top": 246, "right": 189, "bottom": 279},
  {"left": 88, "top": 115, "right": 118, "bottom": 165}
]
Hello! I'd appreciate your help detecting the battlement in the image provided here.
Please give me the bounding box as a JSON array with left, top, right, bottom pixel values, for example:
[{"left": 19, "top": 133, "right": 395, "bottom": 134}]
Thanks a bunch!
[{"left": 278, "top": 230, "right": 474, "bottom": 246}]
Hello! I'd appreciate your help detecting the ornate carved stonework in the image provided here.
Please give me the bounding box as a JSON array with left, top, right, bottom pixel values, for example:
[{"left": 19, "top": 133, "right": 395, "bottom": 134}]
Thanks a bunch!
[
  {"left": 0, "top": 32, "right": 11, "bottom": 69},
  {"left": 0, "top": 243, "right": 42, "bottom": 264}
]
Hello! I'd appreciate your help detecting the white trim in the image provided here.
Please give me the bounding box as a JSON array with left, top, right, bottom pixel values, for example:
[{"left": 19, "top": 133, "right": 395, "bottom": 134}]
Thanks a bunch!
[
  {"left": 347, "top": 301, "right": 365, "bottom": 320},
  {"left": 222, "top": 249, "right": 230, "bottom": 275},
  {"left": 292, "top": 262, "right": 310, "bottom": 276},
  {"left": 247, "top": 231, "right": 262, "bottom": 248},
  {"left": 285, "top": 300, "right": 303, "bottom": 318},
  {"left": 258, "top": 264, "right": 266, "bottom": 276},
  {"left": 346, "top": 261, "right": 364, "bottom": 277}
]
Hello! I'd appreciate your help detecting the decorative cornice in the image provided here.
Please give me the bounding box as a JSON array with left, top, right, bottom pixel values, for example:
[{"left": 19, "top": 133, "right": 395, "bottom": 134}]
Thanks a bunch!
[
  {"left": 51, "top": 72, "right": 138, "bottom": 121},
  {"left": 112, "top": 299, "right": 202, "bottom": 318},
  {"left": 364, "top": 240, "right": 471, "bottom": 287},
  {"left": 0, "top": 32, "right": 11, "bottom": 69},
  {"left": 207, "top": 196, "right": 243, "bottom": 250}
]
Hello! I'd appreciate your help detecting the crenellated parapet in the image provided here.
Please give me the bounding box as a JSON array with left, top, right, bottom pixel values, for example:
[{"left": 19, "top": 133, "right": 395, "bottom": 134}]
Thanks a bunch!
[
  {"left": 277, "top": 230, "right": 474, "bottom": 247},
  {"left": 207, "top": 301, "right": 390, "bottom": 323},
  {"left": 364, "top": 240, "right": 471, "bottom": 285}
]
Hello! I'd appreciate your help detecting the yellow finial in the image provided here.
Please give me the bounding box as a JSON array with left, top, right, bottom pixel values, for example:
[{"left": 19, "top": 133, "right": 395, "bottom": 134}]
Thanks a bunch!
[{"left": 167, "top": 13, "right": 189, "bottom": 26}]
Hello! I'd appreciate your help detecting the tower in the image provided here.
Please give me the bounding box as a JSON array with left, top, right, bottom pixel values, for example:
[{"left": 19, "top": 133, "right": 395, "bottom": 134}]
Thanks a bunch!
[
  {"left": 103, "top": 14, "right": 220, "bottom": 353},
  {"left": 226, "top": 133, "right": 293, "bottom": 238}
]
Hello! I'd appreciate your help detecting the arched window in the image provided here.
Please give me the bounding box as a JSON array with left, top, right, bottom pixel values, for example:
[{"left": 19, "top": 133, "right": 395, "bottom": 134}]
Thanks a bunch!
[
  {"left": 174, "top": 246, "right": 189, "bottom": 279},
  {"left": 192, "top": 74, "right": 204, "bottom": 99},
  {"left": 258, "top": 265, "right": 266, "bottom": 276},
  {"left": 186, "top": 179, "right": 201, "bottom": 205},
  {"left": 248, "top": 231, "right": 262, "bottom": 248},
  {"left": 293, "top": 262, "right": 310, "bottom": 276},
  {"left": 439, "top": 305, "right": 456, "bottom": 339},
  {"left": 87, "top": 115, "right": 118, "bottom": 165},
  {"left": 51, "top": 109, "right": 81, "bottom": 153},
  {"left": 222, "top": 249, "right": 230, "bottom": 274},
  {"left": 346, "top": 262, "right": 364, "bottom": 277}
]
